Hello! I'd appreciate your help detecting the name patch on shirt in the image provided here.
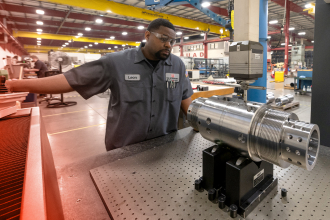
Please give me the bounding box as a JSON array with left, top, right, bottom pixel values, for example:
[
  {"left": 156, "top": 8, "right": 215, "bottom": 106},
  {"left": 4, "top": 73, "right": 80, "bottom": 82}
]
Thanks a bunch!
[
  {"left": 125, "top": 74, "right": 140, "bottom": 81},
  {"left": 166, "top": 73, "right": 180, "bottom": 82}
]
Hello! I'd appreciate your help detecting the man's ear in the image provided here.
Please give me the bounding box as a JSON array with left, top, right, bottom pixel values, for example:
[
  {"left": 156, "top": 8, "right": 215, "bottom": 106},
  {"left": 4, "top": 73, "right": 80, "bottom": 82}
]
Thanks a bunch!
[{"left": 145, "top": 30, "right": 150, "bottom": 42}]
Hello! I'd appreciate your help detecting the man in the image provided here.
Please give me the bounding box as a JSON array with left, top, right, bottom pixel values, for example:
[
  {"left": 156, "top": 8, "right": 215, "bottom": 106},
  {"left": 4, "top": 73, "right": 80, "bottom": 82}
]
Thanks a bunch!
[
  {"left": 24, "top": 55, "right": 48, "bottom": 78},
  {"left": 24, "top": 55, "right": 48, "bottom": 96},
  {"left": 5, "top": 18, "right": 193, "bottom": 151}
]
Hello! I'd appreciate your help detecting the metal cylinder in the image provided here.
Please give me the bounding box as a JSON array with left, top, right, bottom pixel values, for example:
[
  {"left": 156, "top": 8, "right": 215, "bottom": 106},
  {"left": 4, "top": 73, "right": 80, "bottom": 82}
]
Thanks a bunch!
[
  {"left": 285, "top": 94, "right": 294, "bottom": 102},
  {"left": 266, "top": 95, "right": 275, "bottom": 104},
  {"left": 275, "top": 96, "right": 290, "bottom": 106},
  {"left": 187, "top": 96, "right": 320, "bottom": 171}
]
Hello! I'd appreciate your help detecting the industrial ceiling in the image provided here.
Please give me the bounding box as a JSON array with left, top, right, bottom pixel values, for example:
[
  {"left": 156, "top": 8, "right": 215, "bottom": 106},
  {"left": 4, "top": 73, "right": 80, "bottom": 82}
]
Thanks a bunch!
[{"left": 0, "top": 0, "right": 315, "bottom": 54}]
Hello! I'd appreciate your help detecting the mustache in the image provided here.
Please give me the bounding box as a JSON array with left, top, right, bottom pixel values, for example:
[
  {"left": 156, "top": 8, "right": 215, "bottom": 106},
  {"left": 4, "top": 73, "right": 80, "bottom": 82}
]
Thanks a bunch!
[{"left": 159, "top": 49, "right": 170, "bottom": 53}]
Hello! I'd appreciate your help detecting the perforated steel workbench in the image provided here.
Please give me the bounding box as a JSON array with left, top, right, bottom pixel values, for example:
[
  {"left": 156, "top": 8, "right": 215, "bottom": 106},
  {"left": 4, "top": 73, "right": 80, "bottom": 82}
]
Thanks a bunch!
[{"left": 90, "top": 129, "right": 330, "bottom": 220}]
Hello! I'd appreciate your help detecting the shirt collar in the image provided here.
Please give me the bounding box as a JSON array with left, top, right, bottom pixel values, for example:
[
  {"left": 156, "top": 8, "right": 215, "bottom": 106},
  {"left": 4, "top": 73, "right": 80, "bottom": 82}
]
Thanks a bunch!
[{"left": 134, "top": 43, "right": 172, "bottom": 66}]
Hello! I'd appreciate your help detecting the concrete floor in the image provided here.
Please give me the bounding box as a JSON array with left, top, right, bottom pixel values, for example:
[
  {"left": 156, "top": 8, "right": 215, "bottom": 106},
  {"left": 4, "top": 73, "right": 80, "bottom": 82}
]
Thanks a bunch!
[{"left": 38, "top": 75, "right": 313, "bottom": 219}]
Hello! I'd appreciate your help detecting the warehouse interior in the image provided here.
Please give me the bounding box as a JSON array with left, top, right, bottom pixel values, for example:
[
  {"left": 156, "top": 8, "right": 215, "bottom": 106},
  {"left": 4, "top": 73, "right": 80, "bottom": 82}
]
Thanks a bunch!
[{"left": 1, "top": 0, "right": 330, "bottom": 219}]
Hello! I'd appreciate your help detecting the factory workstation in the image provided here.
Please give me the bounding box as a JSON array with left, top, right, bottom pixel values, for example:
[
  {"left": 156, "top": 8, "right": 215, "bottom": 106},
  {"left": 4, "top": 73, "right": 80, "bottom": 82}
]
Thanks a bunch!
[{"left": 1, "top": 0, "right": 330, "bottom": 219}]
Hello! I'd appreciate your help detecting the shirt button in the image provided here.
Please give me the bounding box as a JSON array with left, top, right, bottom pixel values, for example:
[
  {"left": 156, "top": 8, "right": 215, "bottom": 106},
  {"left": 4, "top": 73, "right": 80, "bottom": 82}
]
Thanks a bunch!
[{"left": 153, "top": 100, "right": 155, "bottom": 102}]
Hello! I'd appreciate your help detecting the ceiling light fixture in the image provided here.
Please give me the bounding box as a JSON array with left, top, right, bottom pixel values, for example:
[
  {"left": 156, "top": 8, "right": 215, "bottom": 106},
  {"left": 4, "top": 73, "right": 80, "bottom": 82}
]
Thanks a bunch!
[
  {"left": 176, "top": 32, "right": 182, "bottom": 35},
  {"left": 36, "top": 10, "right": 44, "bottom": 15},
  {"left": 289, "top": 27, "right": 295, "bottom": 31},
  {"left": 142, "top": 39, "right": 146, "bottom": 42},
  {"left": 65, "top": 43, "right": 69, "bottom": 45},
  {"left": 37, "top": 32, "right": 42, "bottom": 35},
  {"left": 201, "top": 33, "right": 205, "bottom": 36},
  {"left": 138, "top": 26, "right": 144, "bottom": 30},
  {"left": 85, "top": 27, "right": 91, "bottom": 31},
  {"left": 267, "top": 36, "right": 271, "bottom": 39},
  {"left": 37, "top": 43, "right": 41, "bottom": 45},
  {"left": 122, "top": 32, "right": 127, "bottom": 35},
  {"left": 36, "top": 29, "right": 43, "bottom": 32},
  {"left": 37, "top": 41, "right": 41, "bottom": 43},
  {"left": 94, "top": 42, "right": 98, "bottom": 45},
  {"left": 269, "top": 20, "right": 278, "bottom": 24},
  {"left": 108, "top": 47, "right": 111, "bottom": 49},
  {"left": 305, "top": 3, "right": 312, "bottom": 8},
  {"left": 84, "top": 46, "right": 88, "bottom": 48},
  {"left": 36, "top": 21, "right": 43, "bottom": 25},
  {"left": 37, "top": 38, "right": 41, "bottom": 40},
  {"left": 110, "top": 36, "right": 115, "bottom": 39},
  {"left": 78, "top": 33, "right": 83, "bottom": 36},
  {"left": 114, "top": 46, "right": 118, "bottom": 48},
  {"left": 136, "top": 41, "right": 141, "bottom": 44},
  {"left": 96, "top": 19, "right": 103, "bottom": 23},
  {"left": 201, "top": 2, "right": 211, "bottom": 7},
  {"left": 89, "top": 44, "right": 92, "bottom": 46},
  {"left": 298, "top": 32, "right": 306, "bottom": 35},
  {"left": 281, "top": 43, "right": 285, "bottom": 45},
  {"left": 107, "top": 10, "right": 112, "bottom": 13},
  {"left": 184, "top": 36, "right": 189, "bottom": 39},
  {"left": 312, "top": 41, "right": 314, "bottom": 43},
  {"left": 122, "top": 45, "right": 125, "bottom": 47}
]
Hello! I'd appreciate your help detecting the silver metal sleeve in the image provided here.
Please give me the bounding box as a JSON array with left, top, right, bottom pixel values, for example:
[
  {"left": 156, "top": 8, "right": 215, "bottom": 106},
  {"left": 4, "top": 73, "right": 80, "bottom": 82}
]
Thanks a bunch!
[{"left": 187, "top": 96, "right": 320, "bottom": 171}]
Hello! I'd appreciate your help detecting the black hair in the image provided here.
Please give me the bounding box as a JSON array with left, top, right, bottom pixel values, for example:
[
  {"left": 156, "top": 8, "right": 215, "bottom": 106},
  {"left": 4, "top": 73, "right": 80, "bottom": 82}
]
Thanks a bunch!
[{"left": 147, "top": 18, "right": 175, "bottom": 32}]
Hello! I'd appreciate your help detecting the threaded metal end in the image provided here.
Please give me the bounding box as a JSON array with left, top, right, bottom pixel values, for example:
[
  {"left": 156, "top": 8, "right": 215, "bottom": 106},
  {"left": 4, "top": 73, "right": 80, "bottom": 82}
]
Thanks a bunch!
[{"left": 255, "top": 109, "right": 291, "bottom": 166}]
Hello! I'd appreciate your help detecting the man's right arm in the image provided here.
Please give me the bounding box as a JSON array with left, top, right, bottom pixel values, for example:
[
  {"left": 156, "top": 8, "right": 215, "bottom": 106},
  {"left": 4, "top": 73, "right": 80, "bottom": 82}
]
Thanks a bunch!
[{"left": 5, "top": 74, "right": 74, "bottom": 94}]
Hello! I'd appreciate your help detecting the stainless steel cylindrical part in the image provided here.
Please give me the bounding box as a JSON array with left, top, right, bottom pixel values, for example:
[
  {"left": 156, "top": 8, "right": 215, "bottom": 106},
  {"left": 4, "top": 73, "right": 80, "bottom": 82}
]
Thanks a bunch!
[
  {"left": 285, "top": 94, "right": 294, "bottom": 102},
  {"left": 266, "top": 95, "right": 275, "bottom": 104},
  {"left": 275, "top": 96, "right": 290, "bottom": 106},
  {"left": 187, "top": 96, "right": 320, "bottom": 171}
]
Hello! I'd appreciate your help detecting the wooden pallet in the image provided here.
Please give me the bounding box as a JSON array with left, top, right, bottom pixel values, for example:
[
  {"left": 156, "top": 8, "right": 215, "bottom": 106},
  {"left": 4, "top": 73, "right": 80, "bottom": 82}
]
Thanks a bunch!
[
  {"left": 284, "top": 84, "right": 294, "bottom": 90},
  {"left": 271, "top": 101, "right": 300, "bottom": 110}
]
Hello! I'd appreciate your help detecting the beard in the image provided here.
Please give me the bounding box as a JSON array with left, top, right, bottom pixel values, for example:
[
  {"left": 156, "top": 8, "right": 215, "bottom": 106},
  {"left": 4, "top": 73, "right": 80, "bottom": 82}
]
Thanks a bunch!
[{"left": 155, "top": 49, "right": 171, "bottom": 60}]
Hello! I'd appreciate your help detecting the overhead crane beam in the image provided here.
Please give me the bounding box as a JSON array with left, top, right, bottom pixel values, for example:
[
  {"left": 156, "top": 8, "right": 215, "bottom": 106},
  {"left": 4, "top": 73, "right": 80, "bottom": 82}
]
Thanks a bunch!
[
  {"left": 13, "top": 31, "right": 140, "bottom": 47},
  {"left": 24, "top": 45, "right": 114, "bottom": 53},
  {"left": 38, "top": 0, "right": 229, "bottom": 36},
  {"left": 4, "top": 16, "right": 145, "bottom": 35}
]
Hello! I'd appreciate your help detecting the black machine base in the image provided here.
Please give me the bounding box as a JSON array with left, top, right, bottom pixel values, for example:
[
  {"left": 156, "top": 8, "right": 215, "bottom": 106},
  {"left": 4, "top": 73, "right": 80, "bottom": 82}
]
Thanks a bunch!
[
  {"left": 47, "top": 93, "right": 77, "bottom": 108},
  {"left": 195, "top": 144, "right": 278, "bottom": 218}
]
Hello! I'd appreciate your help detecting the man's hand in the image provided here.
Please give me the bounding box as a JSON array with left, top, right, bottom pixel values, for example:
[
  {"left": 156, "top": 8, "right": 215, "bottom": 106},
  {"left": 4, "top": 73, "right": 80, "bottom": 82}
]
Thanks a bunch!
[
  {"left": 181, "top": 97, "right": 192, "bottom": 116},
  {"left": 4, "top": 79, "right": 15, "bottom": 93}
]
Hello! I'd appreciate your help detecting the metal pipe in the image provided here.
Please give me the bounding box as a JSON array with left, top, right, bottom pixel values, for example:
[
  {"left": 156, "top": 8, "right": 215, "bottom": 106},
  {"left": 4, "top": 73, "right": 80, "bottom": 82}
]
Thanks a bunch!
[
  {"left": 247, "top": 0, "right": 268, "bottom": 103},
  {"left": 284, "top": 0, "right": 290, "bottom": 75},
  {"left": 0, "top": 18, "right": 8, "bottom": 44},
  {"left": 275, "top": 96, "right": 290, "bottom": 106},
  {"left": 49, "top": 7, "right": 72, "bottom": 46},
  {"left": 266, "top": 95, "right": 275, "bottom": 104},
  {"left": 187, "top": 96, "right": 320, "bottom": 171},
  {"left": 0, "top": 20, "right": 28, "bottom": 54},
  {"left": 285, "top": 94, "right": 294, "bottom": 102}
]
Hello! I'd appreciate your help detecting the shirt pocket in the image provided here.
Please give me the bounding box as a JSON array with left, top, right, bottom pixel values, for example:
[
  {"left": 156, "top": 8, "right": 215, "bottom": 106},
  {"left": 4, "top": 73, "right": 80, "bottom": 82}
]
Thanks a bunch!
[
  {"left": 121, "top": 82, "right": 144, "bottom": 102},
  {"left": 166, "top": 84, "right": 181, "bottom": 102}
]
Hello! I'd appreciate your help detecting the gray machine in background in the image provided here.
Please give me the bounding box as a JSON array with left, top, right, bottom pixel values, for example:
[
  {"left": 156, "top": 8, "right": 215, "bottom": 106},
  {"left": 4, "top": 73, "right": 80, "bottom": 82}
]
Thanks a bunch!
[
  {"left": 291, "top": 45, "right": 305, "bottom": 68},
  {"left": 228, "top": 41, "right": 265, "bottom": 102},
  {"left": 229, "top": 41, "right": 264, "bottom": 80}
]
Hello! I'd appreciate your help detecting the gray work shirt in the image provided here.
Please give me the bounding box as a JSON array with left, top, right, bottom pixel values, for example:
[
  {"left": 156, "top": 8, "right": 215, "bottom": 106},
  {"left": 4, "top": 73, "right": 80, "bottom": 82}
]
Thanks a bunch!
[{"left": 64, "top": 44, "right": 193, "bottom": 151}]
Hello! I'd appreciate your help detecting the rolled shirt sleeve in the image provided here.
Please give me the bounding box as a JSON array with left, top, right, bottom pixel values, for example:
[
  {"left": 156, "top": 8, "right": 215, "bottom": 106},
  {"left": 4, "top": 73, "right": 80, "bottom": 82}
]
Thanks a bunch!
[{"left": 63, "top": 56, "right": 112, "bottom": 99}]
